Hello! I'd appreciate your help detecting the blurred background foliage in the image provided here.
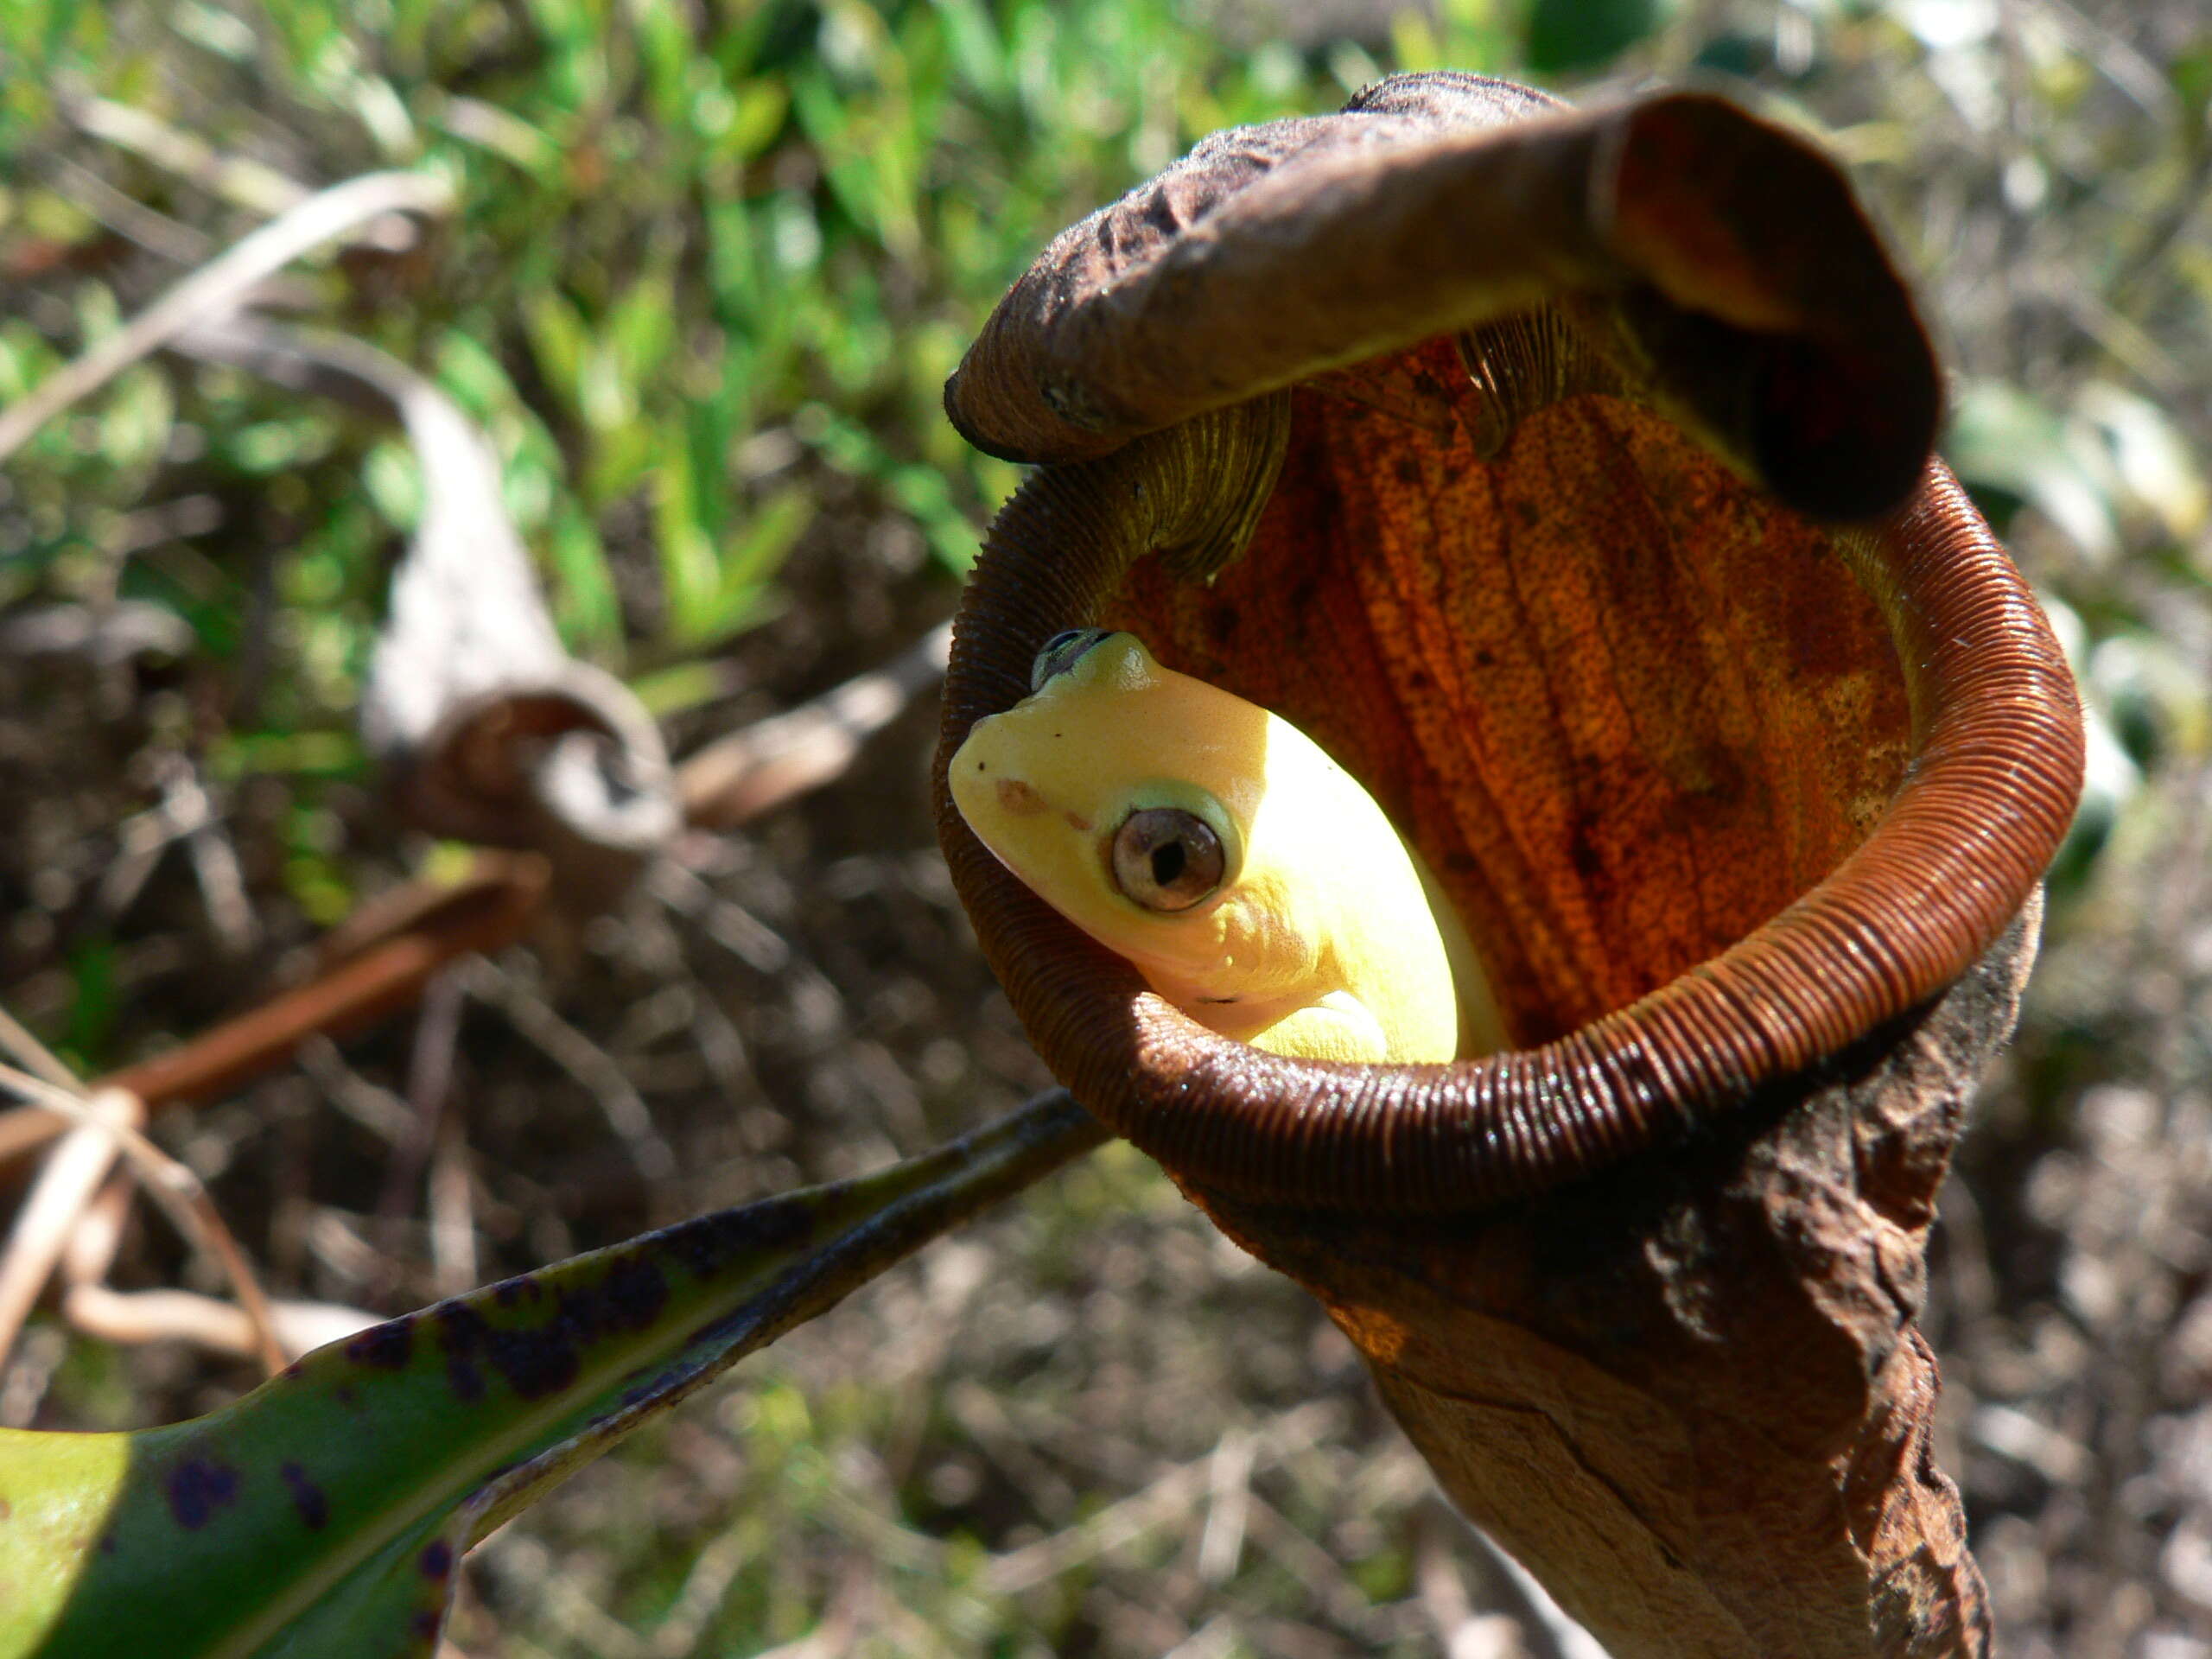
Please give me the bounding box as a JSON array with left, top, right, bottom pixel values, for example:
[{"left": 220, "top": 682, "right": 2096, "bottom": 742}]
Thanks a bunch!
[{"left": 0, "top": 0, "right": 2208, "bottom": 1655}]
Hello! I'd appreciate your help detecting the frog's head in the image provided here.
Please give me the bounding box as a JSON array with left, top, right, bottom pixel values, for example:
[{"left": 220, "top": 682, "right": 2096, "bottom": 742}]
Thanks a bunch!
[{"left": 947, "top": 631, "right": 1273, "bottom": 986}]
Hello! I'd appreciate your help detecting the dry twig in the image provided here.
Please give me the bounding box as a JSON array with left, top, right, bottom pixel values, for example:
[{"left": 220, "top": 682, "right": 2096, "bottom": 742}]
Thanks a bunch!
[
  {"left": 0, "top": 1063, "right": 288, "bottom": 1376},
  {"left": 983, "top": 1402, "right": 1338, "bottom": 1595},
  {"left": 62, "top": 91, "right": 320, "bottom": 219},
  {"left": 0, "top": 854, "right": 546, "bottom": 1174},
  {"left": 60, "top": 1284, "right": 372, "bottom": 1362},
  {"left": 0, "top": 168, "right": 453, "bottom": 462},
  {"left": 457, "top": 957, "right": 677, "bottom": 1185},
  {"left": 0, "top": 1089, "right": 141, "bottom": 1365},
  {"left": 676, "top": 621, "right": 953, "bottom": 829}
]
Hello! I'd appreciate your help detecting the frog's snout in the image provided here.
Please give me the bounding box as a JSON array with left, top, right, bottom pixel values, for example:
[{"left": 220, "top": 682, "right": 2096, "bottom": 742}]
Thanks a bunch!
[
  {"left": 955, "top": 723, "right": 1048, "bottom": 820},
  {"left": 949, "top": 713, "right": 1025, "bottom": 833}
]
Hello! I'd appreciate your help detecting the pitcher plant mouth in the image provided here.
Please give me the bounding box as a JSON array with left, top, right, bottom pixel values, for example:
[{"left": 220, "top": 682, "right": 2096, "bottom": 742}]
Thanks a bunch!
[{"left": 931, "top": 77, "right": 2084, "bottom": 1217}]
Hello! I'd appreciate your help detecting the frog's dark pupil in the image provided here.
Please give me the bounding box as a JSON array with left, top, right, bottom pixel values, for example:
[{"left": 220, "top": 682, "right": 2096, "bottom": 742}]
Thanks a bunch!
[
  {"left": 1152, "top": 842, "right": 1186, "bottom": 887},
  {"left": 1110, "top": 806, "right": 1223, "bottom": 912}
]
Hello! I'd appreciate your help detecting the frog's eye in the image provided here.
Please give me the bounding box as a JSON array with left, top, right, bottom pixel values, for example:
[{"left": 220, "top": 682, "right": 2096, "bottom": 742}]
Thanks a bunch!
[
  {"left": 1110, "top": 808, "right": 1225, "bottom": 912},
  {"left": 1031, "top": 627, "right": 1115, "bottom": 691}
]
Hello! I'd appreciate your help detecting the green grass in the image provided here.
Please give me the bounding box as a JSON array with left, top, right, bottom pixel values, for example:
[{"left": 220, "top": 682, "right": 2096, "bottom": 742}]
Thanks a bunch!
[{"left": 0, "top": 0, "right": 1488, "bottom": 699}]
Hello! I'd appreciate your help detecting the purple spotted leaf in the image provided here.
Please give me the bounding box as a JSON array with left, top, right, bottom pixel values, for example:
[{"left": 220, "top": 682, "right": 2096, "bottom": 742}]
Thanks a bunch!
[{"left": 0, "top": 1092, "right": 1104, "bottom": 1657}]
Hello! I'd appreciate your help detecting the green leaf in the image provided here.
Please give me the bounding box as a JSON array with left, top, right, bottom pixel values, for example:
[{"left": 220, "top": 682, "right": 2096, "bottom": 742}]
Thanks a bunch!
[
  {"left": 61, "top": 939, "right": 116, "bottom": 1073},
  {"left": 0, "top": 1093, "right": 1103, "bottom": 1658},
  {"left": 630, "top": 0, "right": 694, "bottom": 130},
  {"left": 2075, "top": 381, "right": 2207, "bottom": 543},
  {"left": 544, "top": 506, "right": 625, "bottom": 657},
  {"left": 98, "top": 364, "right": 173, "bottom": 474},
  {"left": 361, "top": 436, "right": 423, "bottom": 532},
  {"left": 1946, "top": 380, "right": 2121, "bottom": 563},
  {"left": 522, "top": 288, "right": 590, "bottom": 418},
  {"left": 1525, "top": 0, "right": 1662, "bottom": 76},
  {"left": 926, "top": 0, "right": 1010, "bottom": 105},
  {"left": 651, "top": 429, "right": 720, "bottom": 640},
  {"left": 605, "top": 262, "right": 680, "bottom": 396},
  {"left": 627, "top": 657, "right": 737, "bottom": 720},
  {"left": 717, "top": 486, "right": 813, "bottom": 609}
]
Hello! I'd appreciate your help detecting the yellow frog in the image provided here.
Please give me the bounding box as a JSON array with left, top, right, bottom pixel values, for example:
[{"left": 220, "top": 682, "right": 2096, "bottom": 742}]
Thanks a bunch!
[{"left": 949, "top": 630, "right": 1494, "bottom": 1065}]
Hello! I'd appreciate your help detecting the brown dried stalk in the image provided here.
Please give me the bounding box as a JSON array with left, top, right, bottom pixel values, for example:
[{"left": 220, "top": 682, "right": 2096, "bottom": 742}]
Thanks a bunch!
[
  {"left": 0, "top": 1090, "right": 142, "bottom": 1364},
  {"left": 677, "top": 621, "right": 953, "bottom": 830},
  {"left": 0, "top": 1068, "right": 286, "bottom": 1376},
  {"left": 0, "top": 855, "right": 547, "bottom": 1174}
]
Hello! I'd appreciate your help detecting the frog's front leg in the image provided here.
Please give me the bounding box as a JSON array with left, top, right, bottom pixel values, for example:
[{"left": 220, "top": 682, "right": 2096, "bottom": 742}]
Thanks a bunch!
[{"left": 1244, "top": 990, "right": 1392, "bottom": 1064}]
